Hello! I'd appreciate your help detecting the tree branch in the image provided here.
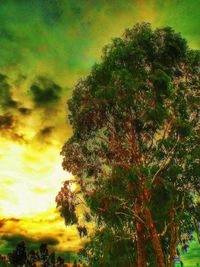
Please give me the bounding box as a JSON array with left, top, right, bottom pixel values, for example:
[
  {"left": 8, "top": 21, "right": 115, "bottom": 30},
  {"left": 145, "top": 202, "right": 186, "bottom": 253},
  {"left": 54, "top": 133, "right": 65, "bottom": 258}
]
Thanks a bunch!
[{"left": 152, "top": 135, "right": 180, "bottom": 184}]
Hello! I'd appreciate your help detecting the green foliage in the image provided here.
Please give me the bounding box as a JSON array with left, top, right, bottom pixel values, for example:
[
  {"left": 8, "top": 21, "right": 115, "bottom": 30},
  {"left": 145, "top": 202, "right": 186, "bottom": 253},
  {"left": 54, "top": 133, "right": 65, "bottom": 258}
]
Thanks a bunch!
[
  {"left": 151, "top": 69, "right": 172, "bottom": 96},
  {"left": 59, "top": 22, "right": 199, "bottom": 266},
  {"left": 173, "top": 119, "right": 192, "bottom": 137},
  {"left": 85, "top": 226, "right": 135, "bottom": 267},
  {"left": 56, "top": 181, "right": 78, "bottom": 225}
]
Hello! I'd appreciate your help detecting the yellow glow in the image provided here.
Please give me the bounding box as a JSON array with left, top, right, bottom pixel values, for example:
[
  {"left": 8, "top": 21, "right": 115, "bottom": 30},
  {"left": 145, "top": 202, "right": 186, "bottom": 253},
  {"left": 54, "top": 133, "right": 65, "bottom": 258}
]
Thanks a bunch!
[
  {"left": 0, "top": 137, "right": 72, "bottom": 218},
  {"left": 0, "top": 208, "right": 86, "bottom": 252},
  {"left": 0, "top": 132, "right": 88, "bottom": 251},
  {"left": 0, "top": 67, "right": 81, "bottom": 252}
]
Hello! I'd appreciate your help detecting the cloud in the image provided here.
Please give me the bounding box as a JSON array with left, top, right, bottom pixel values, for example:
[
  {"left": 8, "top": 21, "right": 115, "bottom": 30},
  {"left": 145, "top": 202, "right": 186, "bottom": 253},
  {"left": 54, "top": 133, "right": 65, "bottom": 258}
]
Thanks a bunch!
[
  {"left": 0, "top": 71, "right": 66, "bottom": 145},
  {"left": 0, "top": 0, "right": 199, "bottom": 81},
  {"left": 18, "top": 107, "right": 32, "bottom": 115},
  {"left": 0, "top": 113, "right": 26, "bottom": 143},
  {"left": 0, "top": 114, "right": 14, "bottom": 130},
  {"left": 35, "top": 126, "right": 56, "bottom": 145},
  {"left": 0, "top": 111, "right": 27, "bottom": 143},
  {"left": 39, "top": 237, "right": 59, "bottom": 246},
  {"left": 30, "top": 77, "right": 62, "bottom": 106},
  {"left": 0, "top": 211, "right": 86, "bottom": 255},
  {"left": 1, "top": 234, "right": 37, "bottom": 247},
  {"left": 0, "top": 73, "right": 17, "bottom": 109},
  {"left": 1, "top": 233, "right": 59, "bottom": 249},
  {"left": 39, "top": 126, "right": 55, "bottom": 137}
]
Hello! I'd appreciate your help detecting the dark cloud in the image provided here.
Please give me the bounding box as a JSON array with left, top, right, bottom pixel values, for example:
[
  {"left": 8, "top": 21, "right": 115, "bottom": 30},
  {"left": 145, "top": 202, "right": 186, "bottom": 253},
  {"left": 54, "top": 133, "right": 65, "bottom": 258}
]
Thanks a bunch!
[
  {"left": 0, "top": 218, "right": 20, "bottom": 228},
  {"left": 39, "top": 0, "right": 65, "bottom": 26},
  {"left": 0, "top": 231, "right": 76, "bottom": 261},
  {"left": 39, "top": 237, "right": 59, "bottom": 246},
  {"left": 30, "top": 77, "right": 62, "bottom": 106},
  {"left": 0, "top": 113, "right": 14, "bottom": 130},
  {"left": 11, "top": 133, "right": 26, "bottom": 143},
  {"left": 1, "top": 234, "right": 34, "bottom": 247},
  {"left": 0, "top": 113, "right": 26, "bottom": 143},
  {"left": 0, "top": 219, "right": 6, "bottom": 228},
  {"left": 18, "top": 107, "right": 32, "bottom": 115},
  {"left": 40, "top": 126, "right": 55, "bottom": 136},
  {"left": 0, "top": 73, "right": 17, "bottom": 109},
  {"left": 6, "top": 218, "right": 20, "bottom": 223},
  {"left": 35, "top": 126, "right": 56, "bottom": 145},
  {"left": 0, "top": 28, "right": 15, "bottom": 42},
  {"left": 1, "top": 234, "right": 59, "bottom": 252}
]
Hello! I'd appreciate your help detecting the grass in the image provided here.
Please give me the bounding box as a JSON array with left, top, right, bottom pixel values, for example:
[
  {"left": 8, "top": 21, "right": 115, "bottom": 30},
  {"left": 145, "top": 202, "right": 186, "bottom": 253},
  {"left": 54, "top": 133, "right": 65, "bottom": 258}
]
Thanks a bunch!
[{"left": 179, "top": 234, "right": 200, "bottom": 267}]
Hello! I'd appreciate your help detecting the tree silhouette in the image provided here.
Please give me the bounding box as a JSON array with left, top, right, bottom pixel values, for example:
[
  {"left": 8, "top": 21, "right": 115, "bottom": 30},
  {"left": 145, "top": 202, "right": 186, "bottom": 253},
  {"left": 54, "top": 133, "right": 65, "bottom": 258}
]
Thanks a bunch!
[
  {"left": 72, "top": 259, "right": 78, "bottom": 267},
  {"left": 8, "top": 241, "right": 27, "bottom": 266},
  {"left": 57, "top": 256, "right": 65, "bottom": 267},
  {"left": 26, "top": 249, "right": 38, "bottom": 266},
  {"left": 49, "top": 251, "right": 56, "bottom": 266}
]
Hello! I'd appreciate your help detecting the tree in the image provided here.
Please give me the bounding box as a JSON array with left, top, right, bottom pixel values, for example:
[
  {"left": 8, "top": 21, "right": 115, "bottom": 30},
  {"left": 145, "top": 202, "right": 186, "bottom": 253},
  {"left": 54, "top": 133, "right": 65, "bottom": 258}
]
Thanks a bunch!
[
  {"left": 0, "top": 254, "right": 7, "bottom": 267},
  {"left": 57, "top": 23, "right": 199, "bottom": 267},
  {"left": 56, "top": 256, "right": 65, "bottom": 267},
  {"left": 8, "top": 241, "right": 27, "bottom": 266},
  {"left": 39, "top": 243, "right": 49, "bottom": 266},
  {"left": 72, "top": 259, "right": 78, "bottom": 267},
  {"left": 56, "top": 180, "right": 79, "bottom": 225},
  {"left": 49, "top": 252, "right": 56, "bottom": 266},
  {"left": 27, "top": 249, "right": 38, "bottom": 266}
]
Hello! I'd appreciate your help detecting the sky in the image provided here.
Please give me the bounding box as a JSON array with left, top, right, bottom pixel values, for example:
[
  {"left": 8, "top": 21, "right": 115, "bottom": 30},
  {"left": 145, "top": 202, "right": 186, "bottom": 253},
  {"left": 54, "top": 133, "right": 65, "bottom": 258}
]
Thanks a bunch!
[{"left": 0, "top": 0, "right": 199, "bottom": 255}]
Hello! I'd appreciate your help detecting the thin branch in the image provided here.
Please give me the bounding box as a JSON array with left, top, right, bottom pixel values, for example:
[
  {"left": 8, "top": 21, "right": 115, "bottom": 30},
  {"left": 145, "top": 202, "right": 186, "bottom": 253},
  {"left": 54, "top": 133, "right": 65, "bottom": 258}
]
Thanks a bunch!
[
  {"left": 152, "top": 135, "right": 180, "bottom": 184},
  {"left": 158, "top": 221, "right": 168, "bottom": 237}
]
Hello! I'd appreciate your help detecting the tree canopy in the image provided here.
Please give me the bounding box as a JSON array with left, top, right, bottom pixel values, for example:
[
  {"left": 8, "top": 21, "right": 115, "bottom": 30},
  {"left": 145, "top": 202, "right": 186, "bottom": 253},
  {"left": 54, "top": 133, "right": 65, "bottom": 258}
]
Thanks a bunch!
[{"left": 57, "top": 22, "right": 200, "bottom": 267}]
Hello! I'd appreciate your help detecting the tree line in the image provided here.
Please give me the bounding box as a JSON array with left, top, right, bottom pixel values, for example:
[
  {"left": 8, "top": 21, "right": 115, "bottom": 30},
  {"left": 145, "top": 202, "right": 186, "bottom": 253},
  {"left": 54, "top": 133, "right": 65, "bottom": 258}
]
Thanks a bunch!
[{"left": 0, "top": 241, "right": 88, "bottom": 267}]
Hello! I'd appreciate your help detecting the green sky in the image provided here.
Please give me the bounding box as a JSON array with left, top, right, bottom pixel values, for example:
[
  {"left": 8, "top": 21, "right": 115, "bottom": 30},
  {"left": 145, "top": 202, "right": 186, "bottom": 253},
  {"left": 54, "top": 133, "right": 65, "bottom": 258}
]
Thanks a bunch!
[
  {"left": 0, "top": 0, "right": 199, "bottom": 86},
  {"left": 0, "top": 0, "right": 199, "bottom": 256}
]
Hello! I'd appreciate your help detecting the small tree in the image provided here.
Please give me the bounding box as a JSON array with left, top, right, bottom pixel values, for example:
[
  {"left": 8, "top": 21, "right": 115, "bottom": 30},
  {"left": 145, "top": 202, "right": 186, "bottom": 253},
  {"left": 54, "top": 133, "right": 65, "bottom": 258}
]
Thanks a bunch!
[
  {"left": 8, "top": 241, "right": 27, "bottom": 266},
  {"left": 56, "top": 256, "right": 65, "bottom": 267},
  {"left": 58, "top": 23, "right": 199, "bottom": 267},
  {"left": 72, "top": 259, "right": 78, "bottom": 267},
  {"left": 39, "top": 243, "right": 49, "bottom": 266},
  {"left": 27, "top": 249, "right": 38, "bottom": 267},
  {"left": 49, "top": 251, "right": 56, "bottom": 266},
  {"left": 0, "top": 254, "right": 7, "bottom": 267}
]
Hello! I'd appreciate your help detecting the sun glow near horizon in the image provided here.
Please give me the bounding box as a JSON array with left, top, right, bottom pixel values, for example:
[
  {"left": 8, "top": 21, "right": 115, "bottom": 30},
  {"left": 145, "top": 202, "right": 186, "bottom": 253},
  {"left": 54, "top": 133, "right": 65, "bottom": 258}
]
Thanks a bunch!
[
  {"left": 0, "top": 136, "right": 86, "bottom": 252},
  {"left": 0, "top": 137, "right": 72, "bottom": 218}
]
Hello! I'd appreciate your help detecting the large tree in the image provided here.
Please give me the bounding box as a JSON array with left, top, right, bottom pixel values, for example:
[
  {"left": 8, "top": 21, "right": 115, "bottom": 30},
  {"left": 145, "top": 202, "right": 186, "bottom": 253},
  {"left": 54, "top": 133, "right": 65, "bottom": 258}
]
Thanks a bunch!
[{"left": 57, "top": 23, "right": 199, "bottom": 267}]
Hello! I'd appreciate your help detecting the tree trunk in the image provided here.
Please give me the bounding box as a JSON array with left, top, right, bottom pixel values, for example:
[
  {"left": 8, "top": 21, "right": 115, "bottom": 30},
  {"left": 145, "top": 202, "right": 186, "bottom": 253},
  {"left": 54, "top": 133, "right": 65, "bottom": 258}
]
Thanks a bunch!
[
  {"left": 169, "top": 206, "right": 176, "bottom": 267},
  {"left": 134, "top": 200, "right": 147, "bottom": 267},
  {"left": 143, "top": 203, "right": 166, "bottom": 267}
]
